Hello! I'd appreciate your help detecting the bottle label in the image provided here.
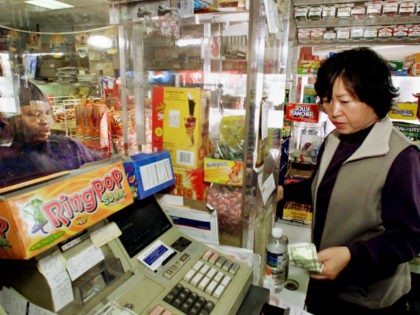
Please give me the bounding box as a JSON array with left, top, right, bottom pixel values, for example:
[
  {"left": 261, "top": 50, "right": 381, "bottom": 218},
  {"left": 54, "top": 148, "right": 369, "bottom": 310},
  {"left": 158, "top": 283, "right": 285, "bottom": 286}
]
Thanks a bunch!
[{"left": 266, "top": 250, "right": 287, "bottom": 269}]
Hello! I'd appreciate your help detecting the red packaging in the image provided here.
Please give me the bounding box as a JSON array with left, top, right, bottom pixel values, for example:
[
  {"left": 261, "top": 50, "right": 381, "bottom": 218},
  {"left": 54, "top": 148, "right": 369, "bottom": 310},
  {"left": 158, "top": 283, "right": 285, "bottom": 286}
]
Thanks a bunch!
[
  {"left": 169, "top": 167, "right": 209, "bottom": 201},
  {"left": 151, "top": 86, "right": 165, "bottom": 152},
  {"left": 285, "top": 103, "right": 320, "bottom": 123}
]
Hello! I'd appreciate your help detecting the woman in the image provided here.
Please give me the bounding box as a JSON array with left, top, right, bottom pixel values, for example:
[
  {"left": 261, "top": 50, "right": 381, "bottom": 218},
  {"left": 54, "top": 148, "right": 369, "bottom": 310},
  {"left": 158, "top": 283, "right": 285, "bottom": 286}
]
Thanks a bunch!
[{"left": 278, "top": 47, "right": 420, "bottom": 314}]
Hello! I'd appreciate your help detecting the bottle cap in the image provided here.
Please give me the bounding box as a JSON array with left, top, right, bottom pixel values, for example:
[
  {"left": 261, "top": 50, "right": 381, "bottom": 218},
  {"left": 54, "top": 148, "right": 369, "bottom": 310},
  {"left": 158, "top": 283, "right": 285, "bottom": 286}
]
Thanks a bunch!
[{"left": 272, "top": 227, "right": 283, "bottom": 238}]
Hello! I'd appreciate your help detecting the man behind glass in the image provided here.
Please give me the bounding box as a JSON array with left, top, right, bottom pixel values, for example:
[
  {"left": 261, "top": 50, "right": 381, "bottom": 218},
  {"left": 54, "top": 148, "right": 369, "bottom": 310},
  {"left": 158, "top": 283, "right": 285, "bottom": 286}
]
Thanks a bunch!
[{"left": 0, "top": 80, "right": 103, "bottom": 188}]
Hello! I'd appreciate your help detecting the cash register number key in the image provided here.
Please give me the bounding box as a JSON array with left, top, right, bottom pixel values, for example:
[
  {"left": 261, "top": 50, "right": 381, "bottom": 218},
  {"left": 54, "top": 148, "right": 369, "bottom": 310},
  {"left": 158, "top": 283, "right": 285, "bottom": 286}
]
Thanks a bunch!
[{"left": 150, "top": 249, "right": 240, "bottom": 315}]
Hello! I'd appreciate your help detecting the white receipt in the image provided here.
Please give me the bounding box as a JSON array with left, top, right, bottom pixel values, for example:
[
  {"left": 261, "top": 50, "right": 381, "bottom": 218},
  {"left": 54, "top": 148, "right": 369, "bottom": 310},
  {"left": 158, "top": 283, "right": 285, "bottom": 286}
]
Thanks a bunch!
[
  {"left": 65, "top": 245, "right": 105, "bottom": 281},
  {"left": 90, "top": 222, "right": 122, "bottom": 248},
  {"left": 37, "top": 251, "right": 74, "bottom": 312},
  {"left": 260, "top": 173, "right": 276, "bottom": 206},
  {"left": 0, "top": 286, "right": 28, "bottom": 315}
]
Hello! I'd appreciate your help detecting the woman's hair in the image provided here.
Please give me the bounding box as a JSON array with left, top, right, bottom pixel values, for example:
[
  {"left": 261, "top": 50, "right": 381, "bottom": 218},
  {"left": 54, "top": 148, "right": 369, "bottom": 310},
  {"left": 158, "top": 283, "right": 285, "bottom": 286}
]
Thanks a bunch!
[{"left": 314, "top": 47, "right": 399, "bottom": 119}]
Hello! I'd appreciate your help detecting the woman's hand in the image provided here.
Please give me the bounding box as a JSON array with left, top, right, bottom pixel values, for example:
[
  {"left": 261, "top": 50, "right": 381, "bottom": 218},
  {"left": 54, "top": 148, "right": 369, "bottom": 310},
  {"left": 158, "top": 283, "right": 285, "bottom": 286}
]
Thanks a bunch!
[{"left": 310, "top": 246, "right": 351, "bottom": 280}]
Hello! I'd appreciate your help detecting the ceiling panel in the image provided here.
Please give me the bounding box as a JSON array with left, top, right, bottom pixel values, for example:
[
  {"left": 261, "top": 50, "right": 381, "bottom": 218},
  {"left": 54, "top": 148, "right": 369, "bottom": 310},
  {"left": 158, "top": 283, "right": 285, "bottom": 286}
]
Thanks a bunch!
[{"left": 0, "top": 0, "right": 111, "bottom": 30}]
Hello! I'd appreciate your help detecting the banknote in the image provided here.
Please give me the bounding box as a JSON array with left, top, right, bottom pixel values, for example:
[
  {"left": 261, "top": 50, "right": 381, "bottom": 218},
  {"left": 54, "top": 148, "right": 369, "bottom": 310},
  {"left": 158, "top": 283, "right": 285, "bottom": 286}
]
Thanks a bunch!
[{"left": 288, "top": 242, "right": 324, "bottom": 274}]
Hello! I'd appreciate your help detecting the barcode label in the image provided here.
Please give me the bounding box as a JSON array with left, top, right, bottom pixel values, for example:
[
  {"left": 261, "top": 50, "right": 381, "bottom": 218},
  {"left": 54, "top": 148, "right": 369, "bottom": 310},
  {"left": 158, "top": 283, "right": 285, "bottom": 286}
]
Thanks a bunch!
[
  {"left": 139, "top": 158, "right": 174, "bottom": 191},
  {"left": 176, "top": 150, "right": 194, "bottom": 167}
]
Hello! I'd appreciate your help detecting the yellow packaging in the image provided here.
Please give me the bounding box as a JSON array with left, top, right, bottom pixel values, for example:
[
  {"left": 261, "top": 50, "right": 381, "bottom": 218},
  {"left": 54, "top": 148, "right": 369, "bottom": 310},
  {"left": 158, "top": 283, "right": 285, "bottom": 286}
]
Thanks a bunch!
[
  {"left": 282, "top": 201, "right": 312, "bottom": 225},
  {"left": 404, "top": 53, "right": 420, "bottom": 63},
  {"left": 162, "top": 87, "right": 210, "bottom": 169},
  {"left": 204, "top": 157, "right": 243, "bottom": 186},
  {"left": 0, "top": 162, "right": 133, "bottom": 259},
  {"left": 388, "top": 102, "right": 418, "bottom": 120}
]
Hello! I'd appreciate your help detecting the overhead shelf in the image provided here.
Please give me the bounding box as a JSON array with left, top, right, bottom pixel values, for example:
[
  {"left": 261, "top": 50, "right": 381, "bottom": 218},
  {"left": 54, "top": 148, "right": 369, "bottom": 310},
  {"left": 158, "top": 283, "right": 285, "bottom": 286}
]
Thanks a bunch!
[
  {"left": 180, "top": 11, "right": 249, "bottom": 25},
  {"left": 298, "top": 38, "right": 420, "bottom": 45},
  {"left": 294, "top": 0, "right": 360, "bottom": 4},
  {"left": 295, "top": 15, "right": 420, "bottom": 29}
]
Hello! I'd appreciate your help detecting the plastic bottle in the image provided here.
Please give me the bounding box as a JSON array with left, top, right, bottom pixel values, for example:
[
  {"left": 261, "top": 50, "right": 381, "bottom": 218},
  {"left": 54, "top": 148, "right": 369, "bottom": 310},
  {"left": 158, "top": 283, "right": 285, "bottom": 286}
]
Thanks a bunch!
[{"left": 266, "top": 226, "right": 289, "bottom": 291}]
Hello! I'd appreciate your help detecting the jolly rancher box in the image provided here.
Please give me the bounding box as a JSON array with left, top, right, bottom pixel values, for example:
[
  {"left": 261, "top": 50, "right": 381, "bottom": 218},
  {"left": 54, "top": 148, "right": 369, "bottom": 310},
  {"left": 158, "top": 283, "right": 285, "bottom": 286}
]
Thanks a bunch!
[
  {"left": 0, "top": 161, "right": 133, "bottom": 260},
  {"left": 152, "top": 86, "right": 210, "bottom": 170}
]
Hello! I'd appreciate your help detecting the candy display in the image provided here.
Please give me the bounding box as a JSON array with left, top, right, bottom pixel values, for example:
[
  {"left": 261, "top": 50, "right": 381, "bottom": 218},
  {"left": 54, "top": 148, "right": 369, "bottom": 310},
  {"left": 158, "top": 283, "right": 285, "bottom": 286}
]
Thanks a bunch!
[
  {"left": 152, "top": 86, "right": 210, "bottom": 169},
  {"left": 206, "top": 183, "right": 242, "bottom": 235},
  {"left": 0, "top": 162, "right": 133, "bottom": 259}
]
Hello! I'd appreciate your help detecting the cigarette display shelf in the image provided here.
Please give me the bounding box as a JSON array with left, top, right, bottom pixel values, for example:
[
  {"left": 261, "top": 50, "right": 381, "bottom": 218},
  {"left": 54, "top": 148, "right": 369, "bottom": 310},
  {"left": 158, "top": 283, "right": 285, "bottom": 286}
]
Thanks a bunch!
[
  {"left": 291, "top": 0, "right": 420, "bottom": 46},
  {"left": 297, "top": 38, "right": 420, "bottom": 46},
  {"left": 296, "top": 15, "right": 420, "bottom": 29}
]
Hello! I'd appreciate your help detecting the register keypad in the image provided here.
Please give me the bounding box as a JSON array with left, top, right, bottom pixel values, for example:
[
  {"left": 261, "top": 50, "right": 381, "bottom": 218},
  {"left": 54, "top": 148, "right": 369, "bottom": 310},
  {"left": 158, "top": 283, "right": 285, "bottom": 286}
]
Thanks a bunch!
[{"left": 154, "top": 249, "right": 240, "bottom": 315}]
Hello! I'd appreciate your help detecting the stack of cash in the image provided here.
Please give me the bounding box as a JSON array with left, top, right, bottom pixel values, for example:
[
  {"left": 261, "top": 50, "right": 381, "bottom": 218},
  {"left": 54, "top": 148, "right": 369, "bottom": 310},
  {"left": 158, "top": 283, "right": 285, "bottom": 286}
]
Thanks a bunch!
[{"left": 288, "top": 242, "right": 324, "bottom": 274}]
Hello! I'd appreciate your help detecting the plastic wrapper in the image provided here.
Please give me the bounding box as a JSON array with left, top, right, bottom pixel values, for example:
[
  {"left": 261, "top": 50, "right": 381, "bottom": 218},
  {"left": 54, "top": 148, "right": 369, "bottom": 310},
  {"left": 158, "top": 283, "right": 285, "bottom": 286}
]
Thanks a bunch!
[
  {"left": 288, "top": 122, "right": 324, "bottom": 165},
  {"left": 207, "top": 183, "right": 242, "bottom": 235},
  {"left": 212, "top": 115, "right": 245, "bottom": 160}
]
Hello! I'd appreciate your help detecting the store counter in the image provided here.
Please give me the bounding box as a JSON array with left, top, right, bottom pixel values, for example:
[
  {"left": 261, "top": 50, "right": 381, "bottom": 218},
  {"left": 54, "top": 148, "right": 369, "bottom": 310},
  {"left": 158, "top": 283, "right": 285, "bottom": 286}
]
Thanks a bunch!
[
  {"left": 264, "top": 265, "right": 309, "bottom": 311},
  {"left": 265, "top": 220, "right": 311, "bottom": 312}
]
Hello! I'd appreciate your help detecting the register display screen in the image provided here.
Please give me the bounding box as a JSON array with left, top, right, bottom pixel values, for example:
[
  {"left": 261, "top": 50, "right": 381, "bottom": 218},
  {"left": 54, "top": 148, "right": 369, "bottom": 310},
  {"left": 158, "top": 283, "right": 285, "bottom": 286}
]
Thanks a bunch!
[{"left": 108, "top": 196, "right": 172, "bottom": 258}]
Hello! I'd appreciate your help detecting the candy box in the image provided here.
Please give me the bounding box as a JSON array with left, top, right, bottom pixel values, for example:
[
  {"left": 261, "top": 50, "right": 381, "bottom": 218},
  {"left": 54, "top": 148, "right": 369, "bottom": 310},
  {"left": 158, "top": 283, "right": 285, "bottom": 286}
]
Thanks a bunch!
[
  {"left": 285, "top": 103, "right": 320, "bottom": 123},
  {"left": 169, "top": 167, "right": 209, "bottom": 201},
  {"left": 392, "top": 121, "right": 420, "bottom": 144},
  {"left": 282, "top": 201, "right": 312, "bottom": 225},
  {"left": 0, "top": 162, "right": 133, "bottom": 260},
  {"left": 152, "top": 86, "right": 211, "bottom": 169},
  {"left": 389, "top": 102, "right": 418, "bottom": 120},
  {"left": 123, "top": 150, "right": 175, "bottom": 200},
  {"left": 204, "top": 157, "right": 243, "bottom": 186}
]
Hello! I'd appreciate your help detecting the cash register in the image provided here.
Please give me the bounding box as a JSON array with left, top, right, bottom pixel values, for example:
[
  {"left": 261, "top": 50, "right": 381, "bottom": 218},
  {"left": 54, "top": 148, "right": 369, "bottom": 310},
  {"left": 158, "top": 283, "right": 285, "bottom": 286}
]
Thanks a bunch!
[
  {"left": 0, "top": 194, "right": 275, "bottom": 315},
  {"left": 101, "top": 195, "right": 253, "bottom": 315}
]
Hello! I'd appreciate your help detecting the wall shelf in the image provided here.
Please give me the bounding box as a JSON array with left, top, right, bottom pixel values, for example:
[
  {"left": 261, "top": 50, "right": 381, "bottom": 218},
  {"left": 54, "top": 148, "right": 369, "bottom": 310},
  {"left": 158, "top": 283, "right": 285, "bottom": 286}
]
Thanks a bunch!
[{"left": 295, "top": 16, "right": 420, "bottom": 29}]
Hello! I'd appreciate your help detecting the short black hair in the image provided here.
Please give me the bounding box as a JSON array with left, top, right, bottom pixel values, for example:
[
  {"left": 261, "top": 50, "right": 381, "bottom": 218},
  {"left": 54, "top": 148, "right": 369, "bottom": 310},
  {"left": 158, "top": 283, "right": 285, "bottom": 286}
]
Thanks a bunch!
[
  {"left": 18, "top": 80, "right": 48, "bottom": 107},
  {"left": 314, "top": 47, "right": 399, "bottom": 119}
]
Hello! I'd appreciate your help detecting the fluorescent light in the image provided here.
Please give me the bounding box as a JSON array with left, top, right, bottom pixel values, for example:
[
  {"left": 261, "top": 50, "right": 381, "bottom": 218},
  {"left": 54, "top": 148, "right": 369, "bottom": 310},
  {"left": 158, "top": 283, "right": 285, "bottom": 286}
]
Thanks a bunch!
[
  {"left": 25, "top": 0, "right": 73, "bottom": 10},
  {"left": 88, "top": 35, "right": 112, "bottom": 49}
]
